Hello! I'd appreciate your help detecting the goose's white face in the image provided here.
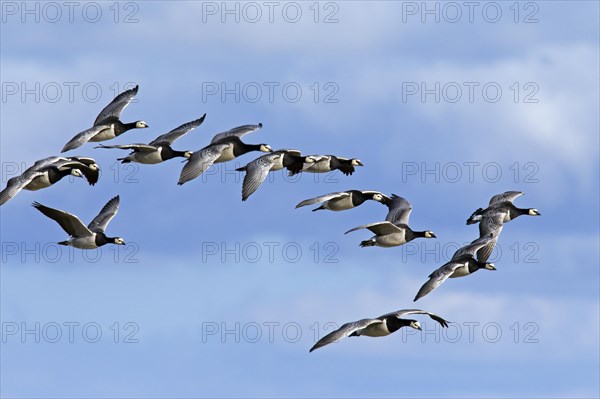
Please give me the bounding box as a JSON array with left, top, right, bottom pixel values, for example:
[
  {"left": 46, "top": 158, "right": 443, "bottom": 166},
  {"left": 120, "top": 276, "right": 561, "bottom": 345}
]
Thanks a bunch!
[
  {"left": 71, "top": 169, "right": 83, "bottom": 177},
  {"left": 184, "top": 151, "right": 193, "bottom": 159},
  {"left": 485, "top": 263, "right": 497, "bottom": 270},
  {"left": 304, "top": 156, "right": 319, "bottom": 163},
  {"left": 260, "top": 144, "right": 272, "bottom": 153},
  {"left": 529, "top": 208, "right": 541, "bottom": 216},
  {"left": 114, "top": 238, "right": 126, "bottom": 245},
  {"left": 372, "top": 193, "right": 384, "bottom": 202},
  {"left": 410, "top": 321, "right": 422, "bottom": 330},
  {"left": 88, "top": 163, "right": 99, "bottom": 171},
  {"left": 136, "top": 121, "right": 149, "bottom": 128},
  {"left": 425, "top": 231, "right": 436, "bottom": 238},
  {"left": 351, "top": 159, "right": 363, "bottom": 166}
]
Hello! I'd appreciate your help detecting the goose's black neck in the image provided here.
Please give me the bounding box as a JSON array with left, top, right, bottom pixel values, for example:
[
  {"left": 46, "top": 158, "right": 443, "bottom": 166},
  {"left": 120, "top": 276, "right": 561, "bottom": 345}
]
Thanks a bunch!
[
  {"left": 468, "top": 259, "right": 488, "bottom": 273},
  {"left": 235, "top": 142, "right": 263, "bottom": 156},
  {"left": 350, "top": 191, "right": 368, "bottom": 206},
  {"left": 121, "top": 121, "right": 139, "bottom": 130},
  {"left": 94, "top": 232, "right": 110, "bottom": 247},
  {"left": 161, "top": 146, "right": 187, "bottom": 160},
  {"left": 386, "top": 317, "right": 414, "bottom": 333},
  {"left": 513, "top": 206, "right": 530, "bottom": 216},
  {"left": 171, "top": 149, "right": 189, "bottom": 159}
]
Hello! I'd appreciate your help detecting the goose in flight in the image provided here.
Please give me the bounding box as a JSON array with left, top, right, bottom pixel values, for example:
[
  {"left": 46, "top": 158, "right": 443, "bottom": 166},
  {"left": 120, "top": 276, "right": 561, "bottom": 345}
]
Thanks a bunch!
[
  {"left": 466, "top": 191, "right": 540, "bottom": 225},
  {"left": 96, "top": 114, "right": 206, "bottom": 164},
  {"left": 296, "top": 190, "right": 390, "bottom": 212},
  {"left": 178, "top": 123, "right": 271, "bottom": 185},
  {"left": 32, "top": 195, "right": 125, "bottom": 249},
  {"left": 309, "top": 309, "right": 449, "bottom": 352},
  {"left": 289, "top": 155, "right": 363, "bottom": 176},
  {"left": 0, "top": 156, "right": 99, "bottom": 206},
  {"left": 62, "top": 85, "right": 148, "bottom": 152},
  {"left": 345, "top": 195, "right": 435, "bottom": 247},
  {"left": 414, "top": 235, "right": 496, "bottom": 301},
  {"left": 235, "top": 149, "right": 309, "bottom": 201}
]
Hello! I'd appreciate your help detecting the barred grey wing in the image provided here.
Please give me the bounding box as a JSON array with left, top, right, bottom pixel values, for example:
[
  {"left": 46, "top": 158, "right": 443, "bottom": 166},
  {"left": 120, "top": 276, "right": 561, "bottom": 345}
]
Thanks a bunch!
[
  {"left": 210, "top": 123, "right": 263, "bottom": 144},
  {"left": 150, "top": 114, "right": 207, "bottom": 146},
  {"left": 94, "top": 85, "right": 139, "bottom": 125}
]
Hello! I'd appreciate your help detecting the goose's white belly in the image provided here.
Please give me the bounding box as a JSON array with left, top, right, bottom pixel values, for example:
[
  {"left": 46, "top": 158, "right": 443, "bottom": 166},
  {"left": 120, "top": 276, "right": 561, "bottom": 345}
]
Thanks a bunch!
[
  {"left": 361, "top": 323, "right": 391, "bottom": 337},
  {"left": 375, "top": 232, "right": 407, "bottom": 247},
  {"left": 89, "top": 125, "right": 115, "bottom": 142},
  {"left": 24, "top": 174, "right": 52, "bottom": 191},
  {"left": 449, "top": 262, "right": 470, "bottom": 278},
  {"left": 303, "top": 160, "right": 330, "bottom": 173},
  {"left": 68, "top": 235, "right": 98, "bottom": 250},
  {"left": 326, "top": 197, "right": 354, "bottom": 211},
  {"left": 214, "top": 145, "right": 235, "bottom": 163},
  {"left": 132, "top": 150, "right": 163, "bottom": 164},
  {"left": 269, "top": 157, "right": 285, "bottom": 171}
]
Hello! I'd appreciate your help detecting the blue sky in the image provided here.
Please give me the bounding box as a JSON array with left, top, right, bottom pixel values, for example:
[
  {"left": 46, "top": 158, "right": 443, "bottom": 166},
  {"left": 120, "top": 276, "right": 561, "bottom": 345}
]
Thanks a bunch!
[{"left": 1, "top": 1, "right": 599, "bottom": 397}]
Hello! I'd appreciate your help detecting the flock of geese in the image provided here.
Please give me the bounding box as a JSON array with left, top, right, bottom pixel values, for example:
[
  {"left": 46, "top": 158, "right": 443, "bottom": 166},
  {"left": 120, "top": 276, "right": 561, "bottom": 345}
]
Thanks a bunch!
[{"left": 1, "top": 85, "right": 541, "bottom": 353}]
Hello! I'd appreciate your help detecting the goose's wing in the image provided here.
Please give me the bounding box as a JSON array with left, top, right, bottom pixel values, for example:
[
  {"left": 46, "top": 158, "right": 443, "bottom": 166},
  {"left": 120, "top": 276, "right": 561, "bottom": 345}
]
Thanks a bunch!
[
  {"left": 278, "top": 149, "right": 303, "bottom": 171},
  {"left": 295, "top": 192, "right": 349, "bottom": 208},
  {"left": 178, "top": 143, "right": 230, "bottom": 185},
  {"left": 94, "top": 85, "right": 139, "bottom": 125},
  {"left": 79, "top": 164, "right": 100, "bottom": 186},
  {"left": 476, "top": 213, "right": 505, "bottom": 262},
  {"left": 361, "top": 190, "right": 388, "bottom": 198},
  {"left": 277, "top": 149, "right": 302, "bottom": 157},
  {"left": 49, "top": 157, "right": 95, "bottom": 176},
  {"left": 32, "top": 202, "right": 92, "bottom": 237},
  {"left": 336, "top": 162, "right": 356, "bottom": 176},
  {"left": 61, "top": 125, "right": 110, "bottom": 152},
  {"left": 299, "top": 155, "right": 330, "bottom": 172},
  {"left": 210, "top": 123, "right": 263, "bottom": 144},
  {"left": 67, "top": 156, "right": 97, "bottom": 167},
  {"left": 240, "top": 153, "right": 282, "bottom": 201},
  {"left": 87, "top": 196, "right": 120, "bottom": 233},
  {"left": 413, "top": 261, "right": 463, "bottom": 301},
  {"left": 467, "top": 196, "right": 514, "bottom": 225},
  {"left": 49, "top": 158, "right": 87, "bottom": 169},
  {"left": 0, "top": 171, "right": 46, "bottom": 206},
  {"left": 489, "top": 191, "right": 524, "bottom": 205},
  {"left": 451, "top": 235, "right": 494, "bottom": 260},
  {"left": 63, "top": 157, "right": 100, "bottom": 186},
  {"left": 284, "top": 161, "right": 306, "bottom": 176},
  {"left": 378, "top": 309, "right": 449, "bottom": 328},
  {"left": 95, "top": 143, "right": 158, "bottom": 152},
  {"left": 329, "top": 157, "right": 359, "bottom": 176},
  {"left": 466, "top": 207, "right": 485, "bottom": 225},
  {"left": 27, "top": 156, "right": 65, "bottom": 172},
  {"left": 309, "top": 318, "right": 381, "bottom": 352},
  {"left": 385, "top": 194, "right": 413, "bottom": 224},
  {"left": 345, "top": 221, "right": 402, "bottom": 235},
  {"left": 150, "top": 114, "right": 207, "bottom": 146},
  {"left": 478, "top": 213, "right": 505, "bottom": 237}
]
